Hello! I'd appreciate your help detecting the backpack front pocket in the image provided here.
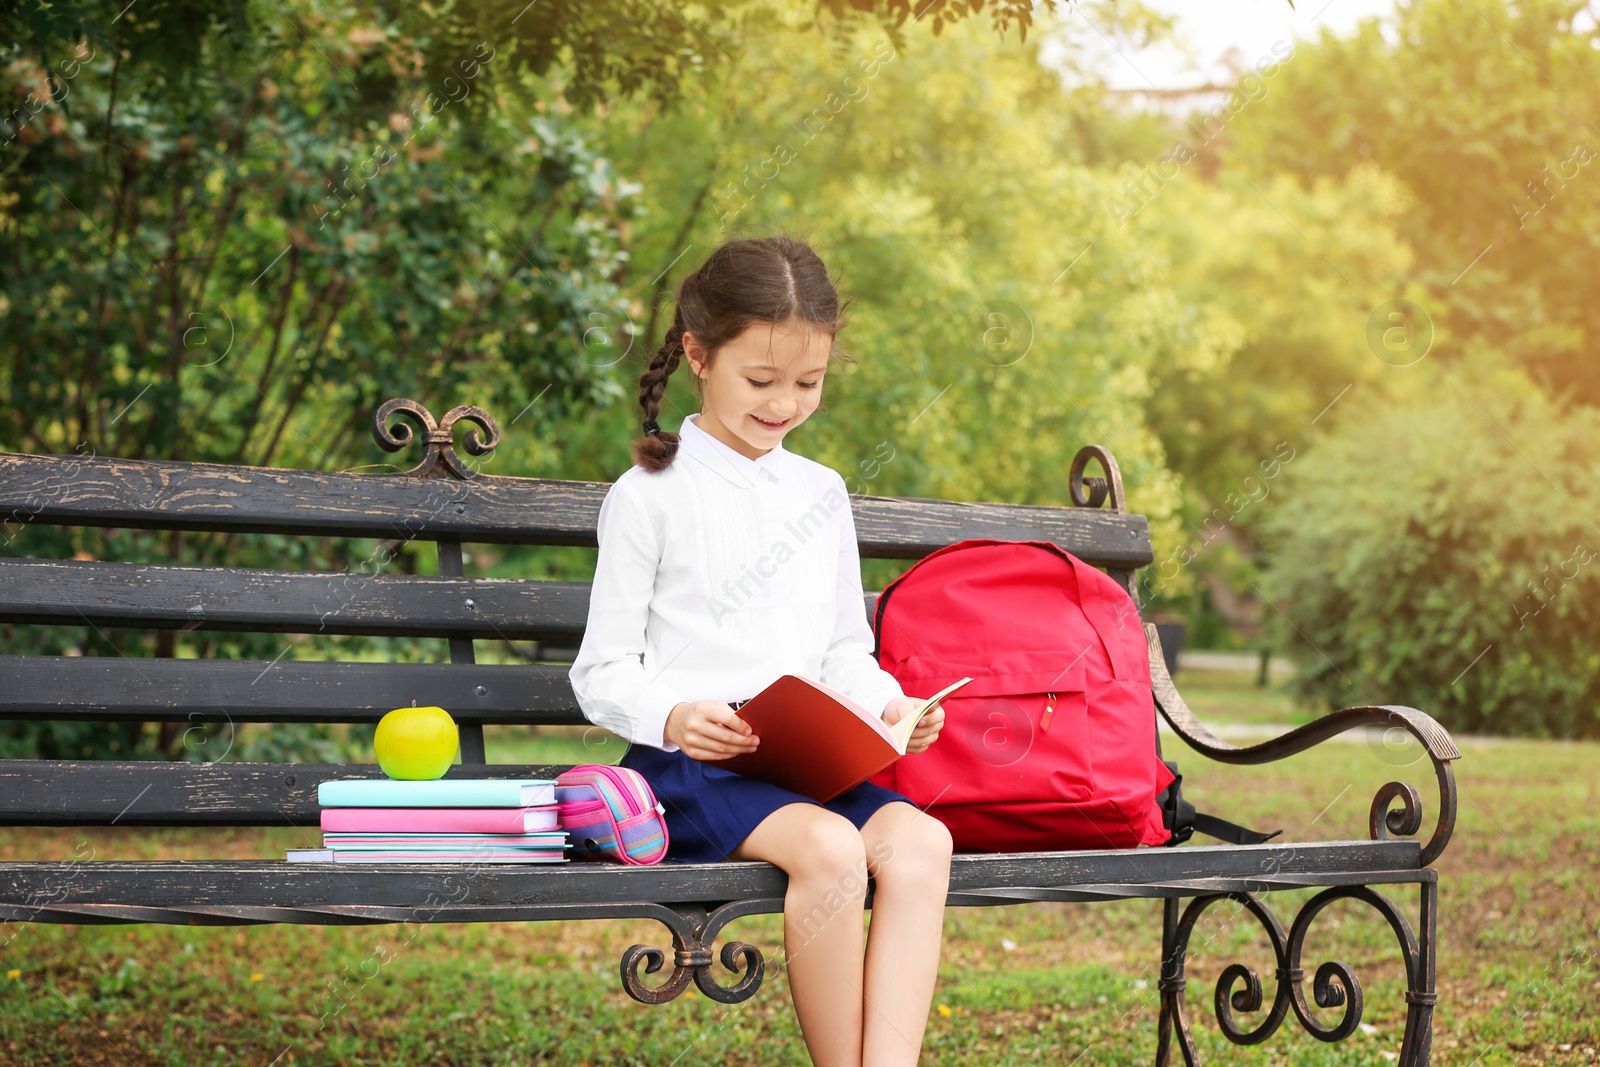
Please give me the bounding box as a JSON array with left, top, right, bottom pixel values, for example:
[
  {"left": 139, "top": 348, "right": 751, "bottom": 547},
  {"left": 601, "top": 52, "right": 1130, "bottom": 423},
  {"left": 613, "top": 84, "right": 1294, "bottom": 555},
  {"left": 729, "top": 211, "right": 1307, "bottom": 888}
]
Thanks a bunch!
[{"left": 890, "top": 660, "right": 1095, "bottom": 807}]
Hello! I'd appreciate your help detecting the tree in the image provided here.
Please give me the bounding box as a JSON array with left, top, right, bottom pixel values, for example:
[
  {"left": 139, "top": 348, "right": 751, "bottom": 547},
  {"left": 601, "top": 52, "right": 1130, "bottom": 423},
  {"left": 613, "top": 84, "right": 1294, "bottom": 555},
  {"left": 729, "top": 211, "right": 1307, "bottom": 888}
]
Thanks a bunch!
[
  {"left": 1, "top": 11, "right": 640, "bottom": 466},
  {"left": 1262, "top": 361, "right": 1600, "bottom": 738},
  {"left": 1, "top": 0, "right": 1074, "bottom": 121},
  {"left": 1226, "top": 0, "right": 1600, "bottom": 404},
  {"left": 579, "top": 6, "right": 1201, "bottom": 593},
  {"left": 0, "top": 2, "right": 640, "bottom": 758}
]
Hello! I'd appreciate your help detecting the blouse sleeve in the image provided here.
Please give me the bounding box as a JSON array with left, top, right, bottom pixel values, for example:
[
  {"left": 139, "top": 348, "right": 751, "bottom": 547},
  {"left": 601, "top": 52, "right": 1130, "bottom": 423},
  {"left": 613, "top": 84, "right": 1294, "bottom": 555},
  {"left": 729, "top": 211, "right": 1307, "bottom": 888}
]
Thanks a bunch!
[
  {"left": 567, "top": 479, "right": 689, "bottom": 753},
  {"left": 818, "top": 478, "right": 907, "bottom": 718}
]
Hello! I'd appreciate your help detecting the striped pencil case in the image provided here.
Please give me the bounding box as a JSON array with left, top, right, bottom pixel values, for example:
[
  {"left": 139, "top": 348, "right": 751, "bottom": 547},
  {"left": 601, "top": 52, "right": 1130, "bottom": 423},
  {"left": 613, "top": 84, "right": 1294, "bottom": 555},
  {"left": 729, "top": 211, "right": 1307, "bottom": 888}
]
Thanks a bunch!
[{"left": 555, "top": 764, "right": 669, "bottom": 865}]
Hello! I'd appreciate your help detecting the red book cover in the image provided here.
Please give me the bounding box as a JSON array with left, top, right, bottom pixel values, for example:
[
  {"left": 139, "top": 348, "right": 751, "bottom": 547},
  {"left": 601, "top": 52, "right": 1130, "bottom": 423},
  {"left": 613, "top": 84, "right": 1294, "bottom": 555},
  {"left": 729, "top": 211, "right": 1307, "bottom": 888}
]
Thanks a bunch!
[{"left": 713, "top": 675, "right": 972, "bottom": 803}]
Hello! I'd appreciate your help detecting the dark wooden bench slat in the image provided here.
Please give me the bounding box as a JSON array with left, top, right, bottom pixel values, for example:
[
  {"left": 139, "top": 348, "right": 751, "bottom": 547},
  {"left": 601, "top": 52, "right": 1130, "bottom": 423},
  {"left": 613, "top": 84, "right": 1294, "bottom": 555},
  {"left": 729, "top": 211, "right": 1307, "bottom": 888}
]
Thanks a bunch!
[
  {"left": 0, "top": 557, "right": 884, "bottom": 639},
  {"left": 0, "top": 452, "right": 1154, "bottom": 566},
  {"left": 0, "top": 761, "right": 573, "bottom": 825},
  {"left": 0, "top": 557, "right": 593, "bottom": 638},
  {"left": 0, "top": 657, "right": 583, "bottom": 725},
  {"left": 859, "top": 493, "right": 1151, "bottom": 565},
  {"left": 0, "top": 841, "right": 1424, "bottom": 920}
]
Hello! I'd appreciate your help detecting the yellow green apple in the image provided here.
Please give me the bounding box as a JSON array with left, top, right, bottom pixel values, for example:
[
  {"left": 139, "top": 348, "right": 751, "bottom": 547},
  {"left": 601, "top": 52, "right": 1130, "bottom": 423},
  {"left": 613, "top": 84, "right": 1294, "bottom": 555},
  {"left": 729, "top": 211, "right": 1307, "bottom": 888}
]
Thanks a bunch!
[{"left": 374, "top": 705, "right": 459, "bottom": 780}]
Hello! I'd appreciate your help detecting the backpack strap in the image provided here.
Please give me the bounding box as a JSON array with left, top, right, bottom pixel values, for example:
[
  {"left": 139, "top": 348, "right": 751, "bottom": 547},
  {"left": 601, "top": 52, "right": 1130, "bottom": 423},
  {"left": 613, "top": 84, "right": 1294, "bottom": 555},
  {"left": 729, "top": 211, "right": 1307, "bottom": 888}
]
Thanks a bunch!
[
  {"left": 1156, "top": 759, "right": 1283, "bottom": 847},
  {"left": 1063, "top": 551, "right": 1136, "bottom": 681},
  {"left": 1193, "top": 810, "right": 1283, "bottom": 846}
]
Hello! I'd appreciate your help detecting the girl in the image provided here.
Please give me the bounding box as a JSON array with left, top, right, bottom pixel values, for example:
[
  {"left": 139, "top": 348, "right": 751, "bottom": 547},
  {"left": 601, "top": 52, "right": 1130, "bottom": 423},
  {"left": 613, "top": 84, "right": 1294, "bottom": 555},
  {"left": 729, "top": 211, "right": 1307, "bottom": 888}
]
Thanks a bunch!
[{"left": 568, "top": 235, "right": 954, "bottom": 1067}]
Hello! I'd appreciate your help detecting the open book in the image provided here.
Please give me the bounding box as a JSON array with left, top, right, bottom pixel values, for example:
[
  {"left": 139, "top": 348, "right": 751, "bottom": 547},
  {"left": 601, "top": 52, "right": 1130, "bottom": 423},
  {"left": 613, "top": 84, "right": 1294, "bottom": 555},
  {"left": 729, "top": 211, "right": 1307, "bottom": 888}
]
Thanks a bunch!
[{"left": 713, "top": 675, "right": 973, "bottom": 803}]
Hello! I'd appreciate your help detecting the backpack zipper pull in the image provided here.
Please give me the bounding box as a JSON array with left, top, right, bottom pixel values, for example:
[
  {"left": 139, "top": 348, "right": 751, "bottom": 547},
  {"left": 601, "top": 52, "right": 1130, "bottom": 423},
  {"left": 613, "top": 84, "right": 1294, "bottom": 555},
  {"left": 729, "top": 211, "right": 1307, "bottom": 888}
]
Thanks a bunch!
[{"left": 1040, "top": 692, "right": 1056, "bottom": 732}]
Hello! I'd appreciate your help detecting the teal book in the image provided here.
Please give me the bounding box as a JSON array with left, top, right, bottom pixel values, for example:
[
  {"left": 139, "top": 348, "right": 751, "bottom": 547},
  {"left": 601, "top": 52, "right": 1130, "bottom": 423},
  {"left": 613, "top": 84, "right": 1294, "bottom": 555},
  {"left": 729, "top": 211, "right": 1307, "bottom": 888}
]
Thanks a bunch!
[{"left": 317, "top": 778, "right": 559, "bottom": 808}]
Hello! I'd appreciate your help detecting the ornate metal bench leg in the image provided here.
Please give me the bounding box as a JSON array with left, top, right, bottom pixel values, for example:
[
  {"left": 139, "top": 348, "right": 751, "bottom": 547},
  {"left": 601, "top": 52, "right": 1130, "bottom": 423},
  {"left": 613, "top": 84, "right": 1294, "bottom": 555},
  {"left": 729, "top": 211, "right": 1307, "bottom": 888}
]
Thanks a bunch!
[
  {"left": 1152, "top": 881, "right": 1437, "bottom": 1065},
  {"left": 1398, "top": 878, "right": 1438, "bottom": 1067},
  {"left": 1283, "top": 881, "right": 1437, "bottom": 1064},
  {"left": 1156, "top": 896, "right": 1181, "bottom": 1067},
  {"left": 1158, "top": 892, "right": 1293, "bottom": 1067},
  {"left": 619, "top": 898, "right": 781, "bottom": 1005}
]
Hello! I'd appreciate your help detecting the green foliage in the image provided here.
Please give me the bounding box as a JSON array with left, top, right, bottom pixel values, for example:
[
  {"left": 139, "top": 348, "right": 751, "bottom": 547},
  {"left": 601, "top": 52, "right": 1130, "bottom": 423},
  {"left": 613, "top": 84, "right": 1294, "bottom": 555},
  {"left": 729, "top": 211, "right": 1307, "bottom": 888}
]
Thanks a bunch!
[
  {"left": 1121, "top": 0, "right": 1600, "bottom": 631},
  {"left": 1262, "top": 362, "right": 1600, "bottom": 738},
  {"left": 0, "top": 0, "right": 647, "bottom": 759},
  {"left": 1135, "top": 164, "right": 1417, "bottom": 508},
  {"left": 0, "top": 12, "right": 635, "bottom": 467},
  {"left": 1124, "top": 161, "right": 1417, "bottom": 616},
  {"left": 0, "top": 719, "right": 148, "bottom": 760},
  {"left": 0, "top": 0, "right": 1098, "bottom": 120},
  {"left": 0, "top": 0, "right": 741, "bottom": 117},
  {"left": 0, "top": 713, "right": 368, "bottom": 762},
  {"left": 592, "top": 10, "right": 1193, "bottom": 593},
  {"left": 1227, "top": 0, "right": 1600, "bottom": 404}
]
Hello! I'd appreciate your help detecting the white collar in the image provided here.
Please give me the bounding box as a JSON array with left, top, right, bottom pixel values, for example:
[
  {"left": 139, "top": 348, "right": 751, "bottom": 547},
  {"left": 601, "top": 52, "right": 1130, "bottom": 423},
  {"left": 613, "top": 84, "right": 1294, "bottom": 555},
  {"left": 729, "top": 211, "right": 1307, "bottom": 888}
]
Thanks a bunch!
[{"left": 677, "top": 412, "right": 788, "bottom": 487}]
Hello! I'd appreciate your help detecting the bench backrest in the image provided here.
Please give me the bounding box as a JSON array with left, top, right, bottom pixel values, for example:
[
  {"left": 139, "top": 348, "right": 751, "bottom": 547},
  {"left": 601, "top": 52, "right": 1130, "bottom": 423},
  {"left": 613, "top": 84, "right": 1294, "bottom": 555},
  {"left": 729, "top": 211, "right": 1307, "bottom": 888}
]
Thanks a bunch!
[{"left": 0, "top": 398, "right": 1150, "bottom": 827}]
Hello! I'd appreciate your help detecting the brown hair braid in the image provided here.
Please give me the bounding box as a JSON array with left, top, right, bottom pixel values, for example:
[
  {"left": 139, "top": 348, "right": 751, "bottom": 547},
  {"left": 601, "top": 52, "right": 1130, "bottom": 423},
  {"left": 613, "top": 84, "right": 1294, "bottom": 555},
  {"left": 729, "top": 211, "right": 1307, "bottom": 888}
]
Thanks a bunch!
[{"left": 630, "top": 234, "right": 858, "bottom": 472}]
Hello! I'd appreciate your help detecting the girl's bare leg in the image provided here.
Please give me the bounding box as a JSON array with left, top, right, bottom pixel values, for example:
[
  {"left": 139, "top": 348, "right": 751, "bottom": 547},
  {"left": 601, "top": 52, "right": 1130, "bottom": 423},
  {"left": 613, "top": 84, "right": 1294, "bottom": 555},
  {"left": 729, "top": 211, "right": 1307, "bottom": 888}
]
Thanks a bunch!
[
  {"left": 857, "top": 801, "right": 953, "bottom": 1067},
  {"left": 729, "top": 803, "right": 872, "bottom": 1067}
]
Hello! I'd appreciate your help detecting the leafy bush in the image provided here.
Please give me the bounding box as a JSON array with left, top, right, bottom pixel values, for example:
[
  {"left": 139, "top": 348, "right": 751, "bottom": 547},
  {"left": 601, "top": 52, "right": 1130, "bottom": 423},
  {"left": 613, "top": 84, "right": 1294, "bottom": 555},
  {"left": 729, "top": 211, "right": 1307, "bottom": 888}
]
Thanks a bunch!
[{"left": 1262, "top": 365, "right": 1600, "bottom": 739}]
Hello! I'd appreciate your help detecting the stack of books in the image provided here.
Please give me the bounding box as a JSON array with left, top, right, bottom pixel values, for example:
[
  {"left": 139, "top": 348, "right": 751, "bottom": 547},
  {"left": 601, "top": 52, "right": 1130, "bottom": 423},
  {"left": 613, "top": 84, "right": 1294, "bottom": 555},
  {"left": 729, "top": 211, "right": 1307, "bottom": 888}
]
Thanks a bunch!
[{"left": 285, "top": 777, "right": 568, "bottom": 864}]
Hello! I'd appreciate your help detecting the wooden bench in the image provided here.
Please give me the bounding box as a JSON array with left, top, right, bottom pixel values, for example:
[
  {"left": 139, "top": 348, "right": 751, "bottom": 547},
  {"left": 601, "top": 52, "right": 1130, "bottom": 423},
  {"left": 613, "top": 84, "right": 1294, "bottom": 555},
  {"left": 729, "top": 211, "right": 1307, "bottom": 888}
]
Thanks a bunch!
[{"left": 0, "top": 397, "right": 1460, "bottom": 1065}]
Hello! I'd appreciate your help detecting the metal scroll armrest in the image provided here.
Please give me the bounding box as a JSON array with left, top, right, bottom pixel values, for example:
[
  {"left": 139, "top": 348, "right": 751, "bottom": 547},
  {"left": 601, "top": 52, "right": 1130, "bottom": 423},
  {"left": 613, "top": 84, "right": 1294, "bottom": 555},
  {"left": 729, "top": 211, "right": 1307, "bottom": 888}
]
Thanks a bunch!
[{"left": 1144, "top": 623, "right": 1461, "bottom": 866}]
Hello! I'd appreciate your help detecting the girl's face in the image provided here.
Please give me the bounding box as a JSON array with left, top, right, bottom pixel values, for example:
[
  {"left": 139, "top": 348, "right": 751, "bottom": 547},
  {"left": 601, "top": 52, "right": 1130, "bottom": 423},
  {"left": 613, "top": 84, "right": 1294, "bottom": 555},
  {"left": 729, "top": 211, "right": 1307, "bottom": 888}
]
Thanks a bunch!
[{"left": 684, "top": 320, "right": 831, "bottom": 461}]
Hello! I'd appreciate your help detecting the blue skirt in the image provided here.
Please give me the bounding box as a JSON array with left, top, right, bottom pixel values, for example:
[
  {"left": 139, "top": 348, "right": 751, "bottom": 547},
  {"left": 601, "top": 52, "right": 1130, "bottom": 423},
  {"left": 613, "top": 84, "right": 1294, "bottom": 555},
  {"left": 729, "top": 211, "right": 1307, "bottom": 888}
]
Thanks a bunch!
[{"left": 618, "top": 743, "right": 917, "bottom": 865}]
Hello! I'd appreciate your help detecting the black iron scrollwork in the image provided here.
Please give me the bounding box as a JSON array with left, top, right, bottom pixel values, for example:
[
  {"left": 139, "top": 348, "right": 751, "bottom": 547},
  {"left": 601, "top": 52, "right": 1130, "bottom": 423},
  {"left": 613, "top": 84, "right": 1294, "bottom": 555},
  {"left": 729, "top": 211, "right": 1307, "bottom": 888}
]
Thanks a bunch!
[
  {"left": 1371, "top": 780, "right": 1424, "bottom": 840},
  {"left": 619, "top": 898, "right": 778, "bottom": 1005},
  {"left": 1146, "top": 625, "right": 1461, "bottom": 868},
  {"left": 371, "top": 398, "right": 500, "bottom": 479},
  {"left": 1158, "top": 883, "right": 1437, "bottom": 1066},
  {"left": 1069, "top": 445, "right": 1126, "bottom": 513}
]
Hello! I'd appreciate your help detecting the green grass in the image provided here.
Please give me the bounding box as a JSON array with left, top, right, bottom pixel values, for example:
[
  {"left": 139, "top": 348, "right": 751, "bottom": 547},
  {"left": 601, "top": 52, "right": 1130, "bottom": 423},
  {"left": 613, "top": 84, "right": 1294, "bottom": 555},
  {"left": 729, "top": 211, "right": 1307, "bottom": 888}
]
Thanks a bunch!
[
  {"left": 1, "top": 673, "right": 1596, "bottom": 1065},
  {"left": 1170, "top": 668, "right": 1322, "bottom": 727}
]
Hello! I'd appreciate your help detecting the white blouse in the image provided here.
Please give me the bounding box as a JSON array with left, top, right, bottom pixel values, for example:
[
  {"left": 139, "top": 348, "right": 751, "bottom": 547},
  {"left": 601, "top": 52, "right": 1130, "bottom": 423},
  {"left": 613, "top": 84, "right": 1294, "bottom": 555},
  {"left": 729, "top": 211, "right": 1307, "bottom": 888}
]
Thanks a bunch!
[{"left": 568, "top": 411, "right": 907, "bottom": 753}]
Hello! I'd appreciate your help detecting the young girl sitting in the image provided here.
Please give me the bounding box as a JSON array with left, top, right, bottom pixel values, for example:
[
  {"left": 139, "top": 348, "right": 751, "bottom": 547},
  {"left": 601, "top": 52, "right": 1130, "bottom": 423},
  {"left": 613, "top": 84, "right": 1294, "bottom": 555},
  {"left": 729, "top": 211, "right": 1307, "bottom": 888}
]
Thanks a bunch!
[{"left": 568, "top": 234, "right": 954, "bottom": 1067}]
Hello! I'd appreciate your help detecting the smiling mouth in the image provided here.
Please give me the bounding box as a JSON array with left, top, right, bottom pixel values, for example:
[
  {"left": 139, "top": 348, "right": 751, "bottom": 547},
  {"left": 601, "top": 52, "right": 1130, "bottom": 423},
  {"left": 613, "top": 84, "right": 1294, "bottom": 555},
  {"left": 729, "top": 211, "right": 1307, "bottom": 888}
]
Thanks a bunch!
[{"left": 751, "top": 414, "right": 792, "bottom": 429}]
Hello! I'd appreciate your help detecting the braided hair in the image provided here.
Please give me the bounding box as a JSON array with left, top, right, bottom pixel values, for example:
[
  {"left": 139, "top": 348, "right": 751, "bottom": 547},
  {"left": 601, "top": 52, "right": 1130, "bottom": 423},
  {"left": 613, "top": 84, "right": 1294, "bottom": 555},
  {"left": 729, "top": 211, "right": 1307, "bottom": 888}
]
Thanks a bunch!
[{"left": 631, "top": 234, "right": 857, "bottom": 472}]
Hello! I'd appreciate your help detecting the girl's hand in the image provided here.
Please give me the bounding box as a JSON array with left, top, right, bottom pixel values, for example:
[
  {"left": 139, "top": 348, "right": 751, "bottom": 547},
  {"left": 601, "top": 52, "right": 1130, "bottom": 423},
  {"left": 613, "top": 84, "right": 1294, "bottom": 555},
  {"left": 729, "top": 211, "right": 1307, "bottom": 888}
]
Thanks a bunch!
[
  {"left": 665, "top": 700, "right": 760, "bottom": 761},
  {"left": 884, "top": 697, "right": 945, "bottom": 755}
]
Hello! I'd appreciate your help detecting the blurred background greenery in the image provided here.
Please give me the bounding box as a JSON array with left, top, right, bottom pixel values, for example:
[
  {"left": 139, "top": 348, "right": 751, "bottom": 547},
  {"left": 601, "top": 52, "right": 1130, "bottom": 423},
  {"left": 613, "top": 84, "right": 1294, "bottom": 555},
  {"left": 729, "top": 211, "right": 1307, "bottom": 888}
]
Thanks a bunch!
[{"left": 2, "top": 0, "right": 1597, "bottom": 759}]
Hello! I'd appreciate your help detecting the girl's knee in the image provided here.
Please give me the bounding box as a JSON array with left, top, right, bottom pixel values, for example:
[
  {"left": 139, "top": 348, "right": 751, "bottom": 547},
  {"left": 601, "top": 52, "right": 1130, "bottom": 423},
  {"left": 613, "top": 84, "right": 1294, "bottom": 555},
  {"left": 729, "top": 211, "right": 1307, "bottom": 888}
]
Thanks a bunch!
[
  {"left": 872, "top": 811, "right": 953, "bottom": 882},
  {"left": 907, "top": 813, "right": 954, "bottom": 867},
  {"left": 790, "top": 809, "right": 869, "bottom": 888}
]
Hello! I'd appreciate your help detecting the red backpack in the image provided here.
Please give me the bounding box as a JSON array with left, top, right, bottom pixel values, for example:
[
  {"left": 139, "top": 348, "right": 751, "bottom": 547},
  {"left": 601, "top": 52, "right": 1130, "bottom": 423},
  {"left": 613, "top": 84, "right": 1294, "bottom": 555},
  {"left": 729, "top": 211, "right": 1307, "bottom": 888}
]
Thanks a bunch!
[{"left": 867, "top": 539, "right": 1273, "bottom": 853}]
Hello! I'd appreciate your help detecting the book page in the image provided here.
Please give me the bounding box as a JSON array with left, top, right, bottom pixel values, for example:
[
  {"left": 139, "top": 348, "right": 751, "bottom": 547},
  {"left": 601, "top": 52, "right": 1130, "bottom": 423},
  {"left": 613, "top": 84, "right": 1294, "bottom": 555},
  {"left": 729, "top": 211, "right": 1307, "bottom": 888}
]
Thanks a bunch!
[{"left": 889, "top": 676, "right": 974, "bottom": 751}]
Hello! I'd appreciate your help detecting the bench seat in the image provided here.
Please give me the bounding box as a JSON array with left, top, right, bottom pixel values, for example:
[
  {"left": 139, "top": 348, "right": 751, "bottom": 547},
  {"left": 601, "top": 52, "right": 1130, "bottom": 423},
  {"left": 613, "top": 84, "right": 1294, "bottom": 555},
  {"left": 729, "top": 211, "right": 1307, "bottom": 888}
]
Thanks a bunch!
[{"left": 0, "top": 840, "right": 1426, "bottom": 925}]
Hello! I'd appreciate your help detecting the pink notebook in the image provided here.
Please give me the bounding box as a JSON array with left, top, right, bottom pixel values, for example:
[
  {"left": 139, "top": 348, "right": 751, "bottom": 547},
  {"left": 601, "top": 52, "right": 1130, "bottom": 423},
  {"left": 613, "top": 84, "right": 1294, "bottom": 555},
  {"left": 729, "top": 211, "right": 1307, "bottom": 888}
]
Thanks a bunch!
[{"left": 320, "top": 806, "right": 559, "bottom": 834}]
